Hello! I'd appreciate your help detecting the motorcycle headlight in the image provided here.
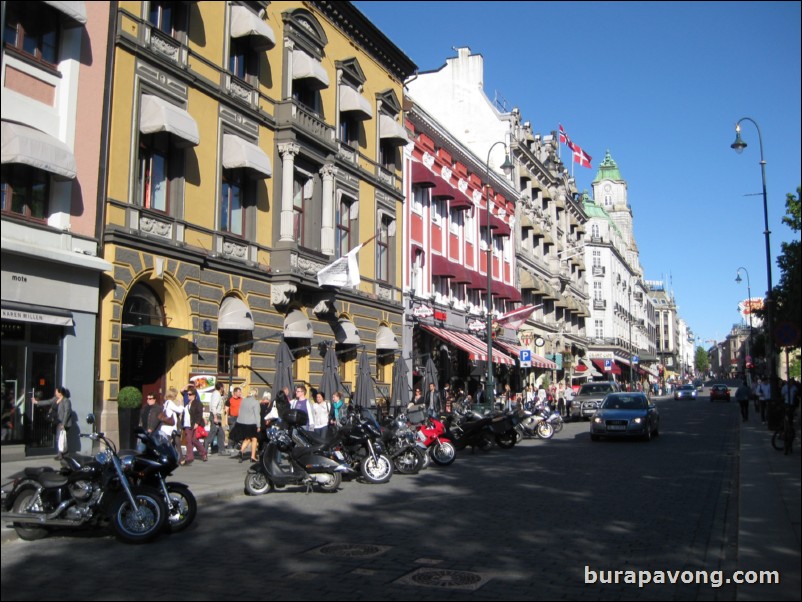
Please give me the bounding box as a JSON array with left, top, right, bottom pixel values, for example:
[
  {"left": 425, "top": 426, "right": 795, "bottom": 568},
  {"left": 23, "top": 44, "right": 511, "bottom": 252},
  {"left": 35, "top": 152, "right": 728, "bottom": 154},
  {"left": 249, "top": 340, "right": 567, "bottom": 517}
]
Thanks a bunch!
[
  {"left": 120, "top": 455, "right": 137, "bottom": 472},
  {"left": 95, "top": 450, "right": 112, "bottom": 465}
]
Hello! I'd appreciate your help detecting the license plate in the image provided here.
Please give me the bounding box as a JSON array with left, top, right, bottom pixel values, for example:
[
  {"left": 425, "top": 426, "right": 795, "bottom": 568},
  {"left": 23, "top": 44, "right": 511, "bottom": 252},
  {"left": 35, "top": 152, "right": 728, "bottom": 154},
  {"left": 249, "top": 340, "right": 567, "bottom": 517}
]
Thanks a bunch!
[{"left": 607, "top": 425, "right": 626, "bottom": 431}]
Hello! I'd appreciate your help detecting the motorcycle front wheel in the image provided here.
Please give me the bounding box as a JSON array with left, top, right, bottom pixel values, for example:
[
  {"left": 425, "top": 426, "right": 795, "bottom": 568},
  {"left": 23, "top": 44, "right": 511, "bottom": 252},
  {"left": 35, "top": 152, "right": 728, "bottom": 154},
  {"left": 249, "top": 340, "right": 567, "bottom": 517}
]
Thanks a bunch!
[
  {"left": 164, "top": 484, "right": 196, "bottom": 533},
  {"left": 360, "top": 454, "right": 393, "bottom": 484},
  {"left": 11, "top": 487, "right": 49, "bottom": 541},
  {"left": 244, "top": 471, "right": 272, "bottom": 496},
  {"left": 430, "top": 442, "right": 456, "bottom": 466},
  {"left": 109, "top": 487, "right": 167, "bottom": 544},
  {"left": 536, "top": 422, "right": 554, "bottom": 439},
  {"left": 393, "top": 447, "right": 425, "bottom": 475}
]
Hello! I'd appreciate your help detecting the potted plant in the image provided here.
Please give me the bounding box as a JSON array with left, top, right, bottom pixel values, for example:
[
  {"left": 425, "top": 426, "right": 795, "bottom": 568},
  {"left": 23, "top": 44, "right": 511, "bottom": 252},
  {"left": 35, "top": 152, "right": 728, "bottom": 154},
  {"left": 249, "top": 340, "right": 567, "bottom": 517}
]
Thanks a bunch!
[{"left": 117, "top": 386, "right": 142, "bottom": 450}]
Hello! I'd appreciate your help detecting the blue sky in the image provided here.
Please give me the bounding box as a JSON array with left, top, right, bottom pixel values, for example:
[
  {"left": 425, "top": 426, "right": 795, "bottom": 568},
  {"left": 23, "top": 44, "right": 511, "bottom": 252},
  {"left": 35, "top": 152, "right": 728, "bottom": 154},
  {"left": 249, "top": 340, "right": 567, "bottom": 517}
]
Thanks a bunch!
[{"left": 356, "top": 1, "right": 801, "bottom": 347}]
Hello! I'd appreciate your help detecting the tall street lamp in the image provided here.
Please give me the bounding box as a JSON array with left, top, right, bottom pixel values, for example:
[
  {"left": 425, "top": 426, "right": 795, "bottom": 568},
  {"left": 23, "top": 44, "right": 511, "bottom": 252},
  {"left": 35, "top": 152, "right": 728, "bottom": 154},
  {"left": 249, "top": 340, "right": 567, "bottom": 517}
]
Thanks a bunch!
[
  {"left": 484, "top": 142, "right": 514, "bottom": 410},
  {"left": 735, "top": 267, "right": 753, "bottom": 386},
  {"left": 731, "top": 118, "right": 777, "bottom": 418}
]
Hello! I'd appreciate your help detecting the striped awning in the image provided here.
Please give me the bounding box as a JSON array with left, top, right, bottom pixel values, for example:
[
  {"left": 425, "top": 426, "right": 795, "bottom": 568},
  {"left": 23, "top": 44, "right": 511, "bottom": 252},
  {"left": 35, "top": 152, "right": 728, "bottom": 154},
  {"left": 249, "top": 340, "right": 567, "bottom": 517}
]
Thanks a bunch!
[
  {"left": 494, "top": 340, "right": 557, "bottom": 369},
  {"left": 420, "top": 324, "right": 515, "bottom": 366}
]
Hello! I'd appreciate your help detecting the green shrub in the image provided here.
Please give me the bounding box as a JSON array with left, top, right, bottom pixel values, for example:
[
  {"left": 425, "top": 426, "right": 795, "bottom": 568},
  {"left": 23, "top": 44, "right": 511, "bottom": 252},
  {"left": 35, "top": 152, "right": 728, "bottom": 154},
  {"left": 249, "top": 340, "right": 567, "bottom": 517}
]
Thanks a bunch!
[{"left": 117, "top": 386, "right": 143, "bottom": 409}]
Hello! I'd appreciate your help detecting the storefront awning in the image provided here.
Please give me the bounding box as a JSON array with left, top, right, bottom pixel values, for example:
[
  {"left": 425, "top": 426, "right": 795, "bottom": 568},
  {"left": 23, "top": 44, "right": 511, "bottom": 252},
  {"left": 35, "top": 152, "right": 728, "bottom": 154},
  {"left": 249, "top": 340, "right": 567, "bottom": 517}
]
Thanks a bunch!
[
  {"left": 339, "top": 85, "right": 373, "bottom": 120},
  {"left": 2, "top": 302, "right": 73, "bottom": 327},
  {"left": 431, "top": 254, "right": 458, "bottom": 279},
  {"left": 122, "top": 324, "right": 191, "bottom": 338},
  {"left": 493, "top": 340, "right": 557, "bottom": 369},
  {"left": 376, "top": 325, "right": 399, "bottom": 350},
  {"left": 1, "top": 121, "right": 77, "bottom": 180},
  {"left": 140, "top": 95, "right": 199, "bottom": 147},
  {"left": 284, "top": 310, "right": 313, "bottom": 339},
  {"left": 222, "top": 134, "right": 272, "bottom": 178},
  {"left": 592, "top": 358, "right": 621, "bottom": 375},
  {"left": 420, "top": 324, "right": 514, "bottom": 366},
  {"left": 334, "top": 319, "right": 360, "bottom": 345},
  {"left": 218, "top": 297, "right": 254, "bottom": 331}
]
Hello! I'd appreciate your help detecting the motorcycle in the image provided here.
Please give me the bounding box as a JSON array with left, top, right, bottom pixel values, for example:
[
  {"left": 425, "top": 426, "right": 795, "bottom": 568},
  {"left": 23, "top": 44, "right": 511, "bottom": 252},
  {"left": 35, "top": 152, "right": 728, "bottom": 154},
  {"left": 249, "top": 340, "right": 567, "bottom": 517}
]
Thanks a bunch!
[
  {"left": 1, "top": 415, "right": 167, "bottom": 544},
  {"left": 443, "top": 408, "right": 496, "bottom": 452},
  {"left": 516, "top": 403, "right": 555, "bottom": 440},
  {"left": 380, "top": 413, "right": 427, "bottom": 475},
  {"left": 244, "top": 409, "right": 352, "bottom": 495},
  {"left": 412, "top": 412, "right": 456, "bottom": 466},
  {"left": 124, "top": 427, "right": 197, "bottom": 533},
  {"left": 296, "top": 405, "right": 393, "bottom": 484}
]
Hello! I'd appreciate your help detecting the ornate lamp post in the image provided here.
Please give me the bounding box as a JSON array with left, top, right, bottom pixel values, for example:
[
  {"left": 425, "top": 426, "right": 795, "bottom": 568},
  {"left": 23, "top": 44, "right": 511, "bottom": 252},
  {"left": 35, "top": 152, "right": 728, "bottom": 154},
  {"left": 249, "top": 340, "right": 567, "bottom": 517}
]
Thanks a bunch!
[
  {"left": 731, "top": 118, "right": 777, "bottom": 421},
  {"left": 484, "top": 142, "right": 514, "bottom": 410}
]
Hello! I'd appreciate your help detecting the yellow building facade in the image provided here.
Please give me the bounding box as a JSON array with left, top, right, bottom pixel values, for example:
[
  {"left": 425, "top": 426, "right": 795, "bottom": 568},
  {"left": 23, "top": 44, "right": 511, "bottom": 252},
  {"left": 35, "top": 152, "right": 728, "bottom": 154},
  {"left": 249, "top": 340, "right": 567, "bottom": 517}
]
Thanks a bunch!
[{"left": 98, "top": 1, "right": 415, "bottom": 432}]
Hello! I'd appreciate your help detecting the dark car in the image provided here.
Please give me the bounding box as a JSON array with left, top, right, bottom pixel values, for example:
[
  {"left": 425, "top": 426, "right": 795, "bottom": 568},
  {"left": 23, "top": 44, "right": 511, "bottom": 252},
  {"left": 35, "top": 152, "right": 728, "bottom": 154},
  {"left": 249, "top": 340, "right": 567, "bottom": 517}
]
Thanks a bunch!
[
  {"left": 570, "top": 381, "right": 621, "bottom": 420},
  {"left": 709, "top": 384, "right": 731, "bottom": 402},
  {"left": 674, "top": 384, "right": 697, "bottom": 400},
  {"left": 590, "top": 393, "right": 660, "bottom": 441}
]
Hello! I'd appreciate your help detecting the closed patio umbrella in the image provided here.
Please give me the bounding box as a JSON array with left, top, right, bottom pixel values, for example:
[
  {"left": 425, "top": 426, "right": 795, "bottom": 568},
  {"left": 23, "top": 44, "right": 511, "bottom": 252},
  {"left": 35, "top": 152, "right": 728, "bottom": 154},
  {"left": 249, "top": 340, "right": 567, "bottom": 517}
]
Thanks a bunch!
[
  {"left": 391, "top": 353, "right": 411, "bottom": 413},
  {"left": 353, "top": 348, "right": 375, "bottom": 409},
  {"left": 319, "top": 343, "right": 347, "bottom": 401},
  {"left": 272, "top": 338, "right": 295, "bottom": 399}
]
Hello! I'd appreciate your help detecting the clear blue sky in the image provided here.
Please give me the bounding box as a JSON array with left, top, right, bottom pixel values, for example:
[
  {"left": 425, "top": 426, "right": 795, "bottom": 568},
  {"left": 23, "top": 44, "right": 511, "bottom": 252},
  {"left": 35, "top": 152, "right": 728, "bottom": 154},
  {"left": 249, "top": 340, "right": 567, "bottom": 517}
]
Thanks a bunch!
[{"left": 356, "top": 1, "right": 801, "bottom": 348}]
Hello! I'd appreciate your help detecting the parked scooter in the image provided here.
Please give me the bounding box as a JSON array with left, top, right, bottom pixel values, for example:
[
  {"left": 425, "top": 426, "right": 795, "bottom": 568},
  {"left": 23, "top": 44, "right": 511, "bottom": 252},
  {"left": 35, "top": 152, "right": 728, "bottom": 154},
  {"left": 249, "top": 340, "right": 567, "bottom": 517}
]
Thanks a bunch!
[
  {"left": 1, "top": 415, "right": 167, "bottom": 543},
  {"left": 244, "top": 409, "right": 352, "bottom": 495}
]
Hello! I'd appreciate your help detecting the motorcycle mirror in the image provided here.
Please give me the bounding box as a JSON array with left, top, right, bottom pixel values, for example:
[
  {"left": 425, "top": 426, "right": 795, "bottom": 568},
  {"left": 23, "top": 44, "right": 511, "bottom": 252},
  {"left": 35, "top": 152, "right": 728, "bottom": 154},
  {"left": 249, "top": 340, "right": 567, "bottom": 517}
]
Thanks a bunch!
[{"left": 86, "top": 413, "right": 95, "bottom": 425}]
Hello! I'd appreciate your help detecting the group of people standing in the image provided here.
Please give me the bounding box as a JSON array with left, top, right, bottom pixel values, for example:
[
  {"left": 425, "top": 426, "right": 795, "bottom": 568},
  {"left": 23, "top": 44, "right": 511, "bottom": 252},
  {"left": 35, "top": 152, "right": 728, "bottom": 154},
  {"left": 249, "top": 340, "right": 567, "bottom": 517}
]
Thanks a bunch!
[{"left": 136, "top": 381, "right": 351, "bottom": 466}]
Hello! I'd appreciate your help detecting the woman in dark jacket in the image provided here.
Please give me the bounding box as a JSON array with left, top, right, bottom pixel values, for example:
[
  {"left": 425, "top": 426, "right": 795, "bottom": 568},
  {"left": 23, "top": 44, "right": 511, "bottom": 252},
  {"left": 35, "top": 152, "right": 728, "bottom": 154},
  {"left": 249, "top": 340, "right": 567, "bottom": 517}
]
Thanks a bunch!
[
  {"left": 181, "top": 385, "right": 207, "bottom": 464},
  {"left": 34, "top": 386, "right": 73, "bottom": 460}
]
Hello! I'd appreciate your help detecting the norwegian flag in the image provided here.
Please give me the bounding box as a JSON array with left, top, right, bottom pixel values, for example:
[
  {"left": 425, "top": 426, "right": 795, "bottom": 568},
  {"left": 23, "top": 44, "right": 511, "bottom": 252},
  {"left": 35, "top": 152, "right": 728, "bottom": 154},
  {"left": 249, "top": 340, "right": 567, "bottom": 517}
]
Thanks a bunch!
[
  {"left": 570, "top": 143, "right": 592, "bottom": 168},
  {"left": 558, "top": 124, "right": 571, "bottom": 146}
]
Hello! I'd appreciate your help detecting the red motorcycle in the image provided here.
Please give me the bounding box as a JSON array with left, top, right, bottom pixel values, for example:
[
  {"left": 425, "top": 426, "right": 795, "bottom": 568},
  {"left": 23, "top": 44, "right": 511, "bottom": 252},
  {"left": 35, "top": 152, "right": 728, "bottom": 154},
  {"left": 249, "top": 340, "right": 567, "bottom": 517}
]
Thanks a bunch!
[{"left": 413, "top": 414, "right": 456, "bottom": 466}]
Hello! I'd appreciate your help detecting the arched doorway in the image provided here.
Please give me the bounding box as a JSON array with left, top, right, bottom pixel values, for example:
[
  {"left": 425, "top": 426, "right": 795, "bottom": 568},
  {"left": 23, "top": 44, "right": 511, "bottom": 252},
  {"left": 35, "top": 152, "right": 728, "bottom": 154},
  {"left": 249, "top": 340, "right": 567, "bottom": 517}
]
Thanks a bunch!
[{"left": 120, "top": 283, "right": 183, "bottom": 400}]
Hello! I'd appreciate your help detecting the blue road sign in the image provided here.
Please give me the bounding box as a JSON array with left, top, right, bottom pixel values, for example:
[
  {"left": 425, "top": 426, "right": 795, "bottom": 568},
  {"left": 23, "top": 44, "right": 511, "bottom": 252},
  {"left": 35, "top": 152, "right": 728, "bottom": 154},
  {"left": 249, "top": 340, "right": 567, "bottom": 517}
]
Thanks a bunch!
[{"left": 520, "top": 349, "right": 532, "bottom": 368}]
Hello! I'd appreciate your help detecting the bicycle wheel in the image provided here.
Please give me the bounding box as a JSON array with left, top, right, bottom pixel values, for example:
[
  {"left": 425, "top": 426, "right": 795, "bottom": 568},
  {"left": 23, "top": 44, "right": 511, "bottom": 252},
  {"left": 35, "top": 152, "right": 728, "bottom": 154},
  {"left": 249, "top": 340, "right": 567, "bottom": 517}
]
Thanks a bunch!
[{"left": 771, "top": 430, "right": 785, "bottom": 451}]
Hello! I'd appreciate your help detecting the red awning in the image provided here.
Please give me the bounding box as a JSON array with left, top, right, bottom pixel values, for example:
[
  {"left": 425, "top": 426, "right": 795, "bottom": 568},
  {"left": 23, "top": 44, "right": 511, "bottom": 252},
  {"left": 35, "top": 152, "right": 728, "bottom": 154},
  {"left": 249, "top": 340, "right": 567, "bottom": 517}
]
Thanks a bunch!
[
  {"left": 592, "top": 358, "right": 621, "bottom": 375},
  {"left": 430, "top": 179, "right": 455, "bottom": 200},
  {"left": 480, "top": 212, "right": 511, "bottom": 237},
  {"left": 411, "top": 162, "right": 437, "bottom": 188},
  {"left": 431, "top": 254, "right": 458, "bottom": 278},
  {"left": 493, "top": 340, "right": 557, "bottom": 369},
  {"left": 420, "top": 324, "right": 515, "bottom": 366}
]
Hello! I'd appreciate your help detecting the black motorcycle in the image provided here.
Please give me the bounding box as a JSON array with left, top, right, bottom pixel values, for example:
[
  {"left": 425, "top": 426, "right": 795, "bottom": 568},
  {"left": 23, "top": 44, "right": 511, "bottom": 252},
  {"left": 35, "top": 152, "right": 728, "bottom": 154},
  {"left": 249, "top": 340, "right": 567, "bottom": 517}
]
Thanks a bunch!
[
  {"left": 380, "top": 413, "right": 427, "bottom": 474},
  {"left": 443, "top": 407, "right": 495, "bottom": 452},
  {"left": 124, "top": 428, "right": 197, "bottom": 533},
  {"left": 294, "top": 405, "right": 394, "bottom": 484},
  {"left": 1, "top": 416, "right": 167, "bottom": 544},
  {"left": 244, "top": 409, "right": 352, "bottom": 495}
]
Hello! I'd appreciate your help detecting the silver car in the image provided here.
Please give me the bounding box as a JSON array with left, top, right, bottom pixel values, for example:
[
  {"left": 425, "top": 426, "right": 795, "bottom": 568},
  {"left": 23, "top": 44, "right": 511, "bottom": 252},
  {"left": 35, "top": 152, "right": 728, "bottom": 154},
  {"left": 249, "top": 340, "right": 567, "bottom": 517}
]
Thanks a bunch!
[{"left": 590, "top": 393, "right": 660, "bottom": 441}]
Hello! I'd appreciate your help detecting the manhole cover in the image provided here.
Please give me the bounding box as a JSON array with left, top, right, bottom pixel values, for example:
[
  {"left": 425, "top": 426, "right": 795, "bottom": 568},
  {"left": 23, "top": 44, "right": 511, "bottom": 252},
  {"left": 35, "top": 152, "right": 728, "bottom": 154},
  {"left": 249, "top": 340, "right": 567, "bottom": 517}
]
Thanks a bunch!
[
  {"left": 397, "top": 568, "right": 490, "bottom": 591},
  {"left": 315, "top": 543, "right": 389, "bottom": 558}
]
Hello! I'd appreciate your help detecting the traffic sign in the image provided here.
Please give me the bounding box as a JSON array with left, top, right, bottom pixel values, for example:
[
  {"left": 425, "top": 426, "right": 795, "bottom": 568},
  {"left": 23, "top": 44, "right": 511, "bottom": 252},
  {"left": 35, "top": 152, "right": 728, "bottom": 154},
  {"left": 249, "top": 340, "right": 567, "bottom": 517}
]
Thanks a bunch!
[
  {"left": 519, "top": 349, "right": 532, "bottom": 368},
  {"left": 604, "top": 359, "right": 612, "bottom": 371},
  {"left": 633, "top": 355, "right": 639, "bottom": 364}
]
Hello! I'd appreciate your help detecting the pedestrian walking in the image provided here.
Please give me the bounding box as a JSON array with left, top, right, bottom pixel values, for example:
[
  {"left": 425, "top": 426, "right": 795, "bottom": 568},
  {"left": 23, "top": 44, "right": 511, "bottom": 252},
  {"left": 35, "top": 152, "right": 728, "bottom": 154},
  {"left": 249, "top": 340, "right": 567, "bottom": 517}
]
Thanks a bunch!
[
  {"left": 33, "top": 386, "right": 73, "bottom": 460},
  {"left": 735, "top": 379, "right": 751, "bottom": 422}
]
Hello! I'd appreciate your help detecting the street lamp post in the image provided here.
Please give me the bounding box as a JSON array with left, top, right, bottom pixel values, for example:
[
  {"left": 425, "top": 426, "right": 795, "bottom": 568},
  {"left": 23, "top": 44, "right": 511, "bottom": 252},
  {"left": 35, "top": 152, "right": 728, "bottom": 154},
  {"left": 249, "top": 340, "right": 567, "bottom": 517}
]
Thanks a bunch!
[
  {"left": 484, "top": 142, "right": 513, "bottom": 411},
  {"left": 735, "top": 267, "right": 753, "bottom": 386},
  {"left": 628, "top": 282, "right": 634, "bottom": 388},
  {"left": 731, "top": 118, "right": 777, "bottom": 420}
]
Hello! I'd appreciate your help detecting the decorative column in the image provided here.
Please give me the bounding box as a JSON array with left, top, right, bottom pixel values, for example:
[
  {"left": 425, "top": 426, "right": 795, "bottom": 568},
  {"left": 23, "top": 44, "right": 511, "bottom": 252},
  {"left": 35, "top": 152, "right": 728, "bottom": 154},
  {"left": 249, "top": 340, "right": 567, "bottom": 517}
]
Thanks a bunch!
[
  {"left": 320, "top": 164, "right": 338, "bottom": 256},
  {"left": 278, "top": 142, "right": 300, "bottom": 242}
]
